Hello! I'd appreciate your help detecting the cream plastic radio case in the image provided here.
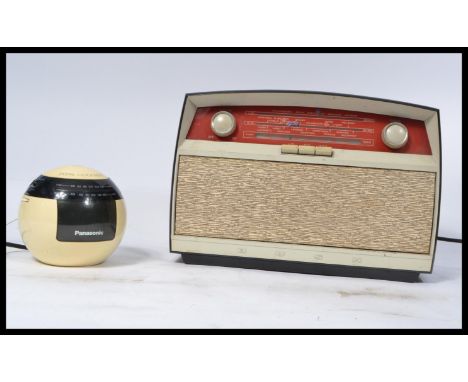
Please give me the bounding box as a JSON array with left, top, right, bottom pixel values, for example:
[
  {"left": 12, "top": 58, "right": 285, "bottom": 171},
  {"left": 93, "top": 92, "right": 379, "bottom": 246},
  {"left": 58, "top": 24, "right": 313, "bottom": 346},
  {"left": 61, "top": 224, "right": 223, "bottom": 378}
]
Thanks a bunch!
[{"left": 170, "top": 91, "right": 441, "bottom": 282}]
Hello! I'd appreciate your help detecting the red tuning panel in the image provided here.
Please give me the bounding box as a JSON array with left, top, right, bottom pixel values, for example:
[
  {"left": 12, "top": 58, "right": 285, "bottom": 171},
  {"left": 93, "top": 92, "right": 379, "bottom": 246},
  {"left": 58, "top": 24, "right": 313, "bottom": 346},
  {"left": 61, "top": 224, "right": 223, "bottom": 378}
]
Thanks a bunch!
[{"left": 186, "top": 106, "right": 432, "bottom": 155}]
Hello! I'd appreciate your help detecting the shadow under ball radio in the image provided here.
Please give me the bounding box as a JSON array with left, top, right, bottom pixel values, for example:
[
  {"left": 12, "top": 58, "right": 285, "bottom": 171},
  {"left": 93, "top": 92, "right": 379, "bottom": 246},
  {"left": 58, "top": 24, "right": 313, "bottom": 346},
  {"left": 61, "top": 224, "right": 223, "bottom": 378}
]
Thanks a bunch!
[
  {"left": 19, "top": 166, "right": 126, "bottom": 266},
  {"left": 170, "top": 91, "right": 441, "bottom": 282}
]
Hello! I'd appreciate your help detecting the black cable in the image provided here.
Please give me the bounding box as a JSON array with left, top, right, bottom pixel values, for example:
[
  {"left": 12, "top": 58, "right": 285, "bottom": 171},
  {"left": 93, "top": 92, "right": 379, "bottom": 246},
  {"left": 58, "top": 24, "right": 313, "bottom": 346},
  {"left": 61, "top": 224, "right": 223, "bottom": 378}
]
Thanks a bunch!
[
  {"left": 6, "top": 242, "right": 27, "bottom": 250},
  {"left": 437, "top": 236, "right": 462, "bottom": 244},
  {"left": 6, "top": 219, "right": 28, "bottom": 250}
]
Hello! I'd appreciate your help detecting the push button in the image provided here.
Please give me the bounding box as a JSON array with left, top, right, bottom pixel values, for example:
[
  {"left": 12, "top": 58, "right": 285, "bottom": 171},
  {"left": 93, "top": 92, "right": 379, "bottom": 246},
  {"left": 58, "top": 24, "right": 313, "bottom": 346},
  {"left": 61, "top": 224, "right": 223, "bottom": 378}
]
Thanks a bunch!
[
  {"left": 281, "top": 145, "right": 298, "bottom": 154},
  {"left": 315, "top": 147, "right": 333, "bottom": 156},
  {"left": 282, "top": 145, "right": 333, "bottom": 156},
  {"left": 298, "top": 146, "right": 316, "bottom": 155}
]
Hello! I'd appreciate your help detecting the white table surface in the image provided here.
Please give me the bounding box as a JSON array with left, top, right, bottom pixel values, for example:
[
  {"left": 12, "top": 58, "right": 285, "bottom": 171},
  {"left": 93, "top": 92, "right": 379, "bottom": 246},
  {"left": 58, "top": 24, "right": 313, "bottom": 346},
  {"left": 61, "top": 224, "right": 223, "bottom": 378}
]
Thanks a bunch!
[{"left": 6, "top": 185, "right": 462, "bottom": 329}]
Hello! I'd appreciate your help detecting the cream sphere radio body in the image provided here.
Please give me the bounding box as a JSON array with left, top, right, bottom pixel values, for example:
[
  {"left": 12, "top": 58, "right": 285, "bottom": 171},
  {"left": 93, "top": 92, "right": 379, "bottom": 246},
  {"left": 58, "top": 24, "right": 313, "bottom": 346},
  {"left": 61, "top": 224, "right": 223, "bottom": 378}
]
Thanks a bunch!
[{"left": 18, "top": 166, "right": 126, "bottom": 266}]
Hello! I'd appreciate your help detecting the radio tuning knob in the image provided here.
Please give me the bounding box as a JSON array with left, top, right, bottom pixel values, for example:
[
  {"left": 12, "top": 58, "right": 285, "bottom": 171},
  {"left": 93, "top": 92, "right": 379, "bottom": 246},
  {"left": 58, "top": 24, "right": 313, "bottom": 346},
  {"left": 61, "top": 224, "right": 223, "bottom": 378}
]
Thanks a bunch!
[
  {"left": 382, "top": 122, "right": 409, "bottom": 149},
  {"left": 211, "top": 111, "right": 236, "bottom": 137}
]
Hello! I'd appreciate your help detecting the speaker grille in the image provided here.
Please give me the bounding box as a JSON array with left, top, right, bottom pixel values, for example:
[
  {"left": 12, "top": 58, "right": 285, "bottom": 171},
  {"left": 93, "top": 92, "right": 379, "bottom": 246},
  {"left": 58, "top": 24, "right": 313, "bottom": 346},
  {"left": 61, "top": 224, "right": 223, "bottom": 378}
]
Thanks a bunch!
[{"left": 175, "top": 156, "right": 436, "bottom": 254}]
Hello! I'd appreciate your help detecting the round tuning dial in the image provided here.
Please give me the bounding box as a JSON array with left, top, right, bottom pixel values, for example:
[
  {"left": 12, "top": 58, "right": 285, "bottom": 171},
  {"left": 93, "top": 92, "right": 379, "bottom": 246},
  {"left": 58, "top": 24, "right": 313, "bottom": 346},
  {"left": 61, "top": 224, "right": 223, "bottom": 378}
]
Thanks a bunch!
[
  {"left": 382, "top": 122, "right": 409, "bottom": 149},
  {"left": 211, "top": 111, "right": 236, "bottom": 137}
]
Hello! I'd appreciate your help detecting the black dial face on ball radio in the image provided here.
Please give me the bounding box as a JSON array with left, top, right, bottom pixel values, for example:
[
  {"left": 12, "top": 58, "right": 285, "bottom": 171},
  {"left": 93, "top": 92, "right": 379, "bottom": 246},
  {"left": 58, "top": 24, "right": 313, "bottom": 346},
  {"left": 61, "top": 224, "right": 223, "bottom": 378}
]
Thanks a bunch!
[
  {"left": 56, "top": 198, "right": 117, "bottom": 242},
  {"left": 25, "top": 176, "right": 123, "bottom": 242}
]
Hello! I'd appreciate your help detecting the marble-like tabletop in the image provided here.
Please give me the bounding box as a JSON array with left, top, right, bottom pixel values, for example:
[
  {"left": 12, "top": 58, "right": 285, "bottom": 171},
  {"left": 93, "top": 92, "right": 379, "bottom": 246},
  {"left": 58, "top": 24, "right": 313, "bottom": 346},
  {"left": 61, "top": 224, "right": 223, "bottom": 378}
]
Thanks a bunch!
[
  {"left": 6, "top": 186, "right": 461, "bottom": 329},
  {"left": 6, "top": 240, "right": 461, "bottom": 329}
]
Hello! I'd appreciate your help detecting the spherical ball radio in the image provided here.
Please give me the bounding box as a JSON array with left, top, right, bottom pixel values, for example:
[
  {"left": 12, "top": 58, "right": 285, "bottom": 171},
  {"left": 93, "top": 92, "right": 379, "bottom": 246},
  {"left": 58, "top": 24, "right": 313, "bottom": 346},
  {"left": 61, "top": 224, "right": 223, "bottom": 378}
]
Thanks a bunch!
[{"left": 18, "top": 165, "right": 126, "bottom": 266}]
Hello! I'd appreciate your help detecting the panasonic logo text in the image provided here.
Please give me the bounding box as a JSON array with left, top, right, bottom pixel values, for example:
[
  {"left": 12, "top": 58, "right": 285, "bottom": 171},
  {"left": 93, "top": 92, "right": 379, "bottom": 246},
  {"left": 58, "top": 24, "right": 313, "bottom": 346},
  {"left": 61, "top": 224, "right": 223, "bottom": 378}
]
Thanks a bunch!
[{"left": 74, "top": 230, "right": 104, "bottom": 236}]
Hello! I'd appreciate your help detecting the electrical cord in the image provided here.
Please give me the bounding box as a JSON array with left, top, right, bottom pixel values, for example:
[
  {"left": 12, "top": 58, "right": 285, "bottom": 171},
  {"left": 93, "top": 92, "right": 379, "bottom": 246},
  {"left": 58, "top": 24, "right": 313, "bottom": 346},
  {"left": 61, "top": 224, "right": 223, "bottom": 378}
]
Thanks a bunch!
[
  {"left": 436, "top": 236, "right": 462, "bottom": 244},
  {"left": 6, "top": 218, "right": 27, "bottom": 250},
  {"left": 6, "top": 242, "right": 27, "bottom": 250}
]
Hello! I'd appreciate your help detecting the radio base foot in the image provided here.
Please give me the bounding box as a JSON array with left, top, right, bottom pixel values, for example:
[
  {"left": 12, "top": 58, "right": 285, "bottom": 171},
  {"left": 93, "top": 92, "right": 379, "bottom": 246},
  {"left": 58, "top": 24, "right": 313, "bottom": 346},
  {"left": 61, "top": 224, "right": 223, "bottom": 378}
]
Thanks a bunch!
[{"left": 181, "top": 253, "right": 421, "bottom": 283}]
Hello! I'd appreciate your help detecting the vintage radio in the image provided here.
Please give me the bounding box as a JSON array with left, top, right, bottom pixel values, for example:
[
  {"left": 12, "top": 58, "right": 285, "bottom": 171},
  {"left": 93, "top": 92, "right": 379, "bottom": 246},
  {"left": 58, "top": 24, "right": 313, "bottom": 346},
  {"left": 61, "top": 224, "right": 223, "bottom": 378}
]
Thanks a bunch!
[{"left": 170, "top": 91, "right": 441, "bottom": 282}]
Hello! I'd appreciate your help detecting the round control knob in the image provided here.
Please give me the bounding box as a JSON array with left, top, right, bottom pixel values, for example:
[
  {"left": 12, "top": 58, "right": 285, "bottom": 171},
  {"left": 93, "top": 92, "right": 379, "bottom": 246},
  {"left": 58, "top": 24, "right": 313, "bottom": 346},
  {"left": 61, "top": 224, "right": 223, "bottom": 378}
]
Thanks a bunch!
[
  {"left": 211, "top": 111, "right": 236, "bottom": 137},
  {"left": 382, "top": 122, "right": 409, "bottom": 149}
]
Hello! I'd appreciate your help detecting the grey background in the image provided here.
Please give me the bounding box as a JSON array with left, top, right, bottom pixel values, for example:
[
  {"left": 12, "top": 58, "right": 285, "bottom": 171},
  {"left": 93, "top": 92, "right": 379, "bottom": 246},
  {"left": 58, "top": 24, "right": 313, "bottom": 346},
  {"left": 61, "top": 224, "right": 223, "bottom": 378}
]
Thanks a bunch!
[{"left": 6, "top": 53, "right": 462, "bottom": 239}]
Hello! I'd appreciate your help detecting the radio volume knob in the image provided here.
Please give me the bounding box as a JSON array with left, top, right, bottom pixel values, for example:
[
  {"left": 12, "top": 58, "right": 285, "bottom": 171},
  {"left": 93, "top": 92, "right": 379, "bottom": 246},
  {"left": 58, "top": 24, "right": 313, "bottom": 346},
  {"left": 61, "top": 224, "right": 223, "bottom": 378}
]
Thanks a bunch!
[
  {"left": 211, "top": 111, "right": 237, "bottom": 137},
  {"left": 382, "top": 122, "right": 409, "bottom": 149}
]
